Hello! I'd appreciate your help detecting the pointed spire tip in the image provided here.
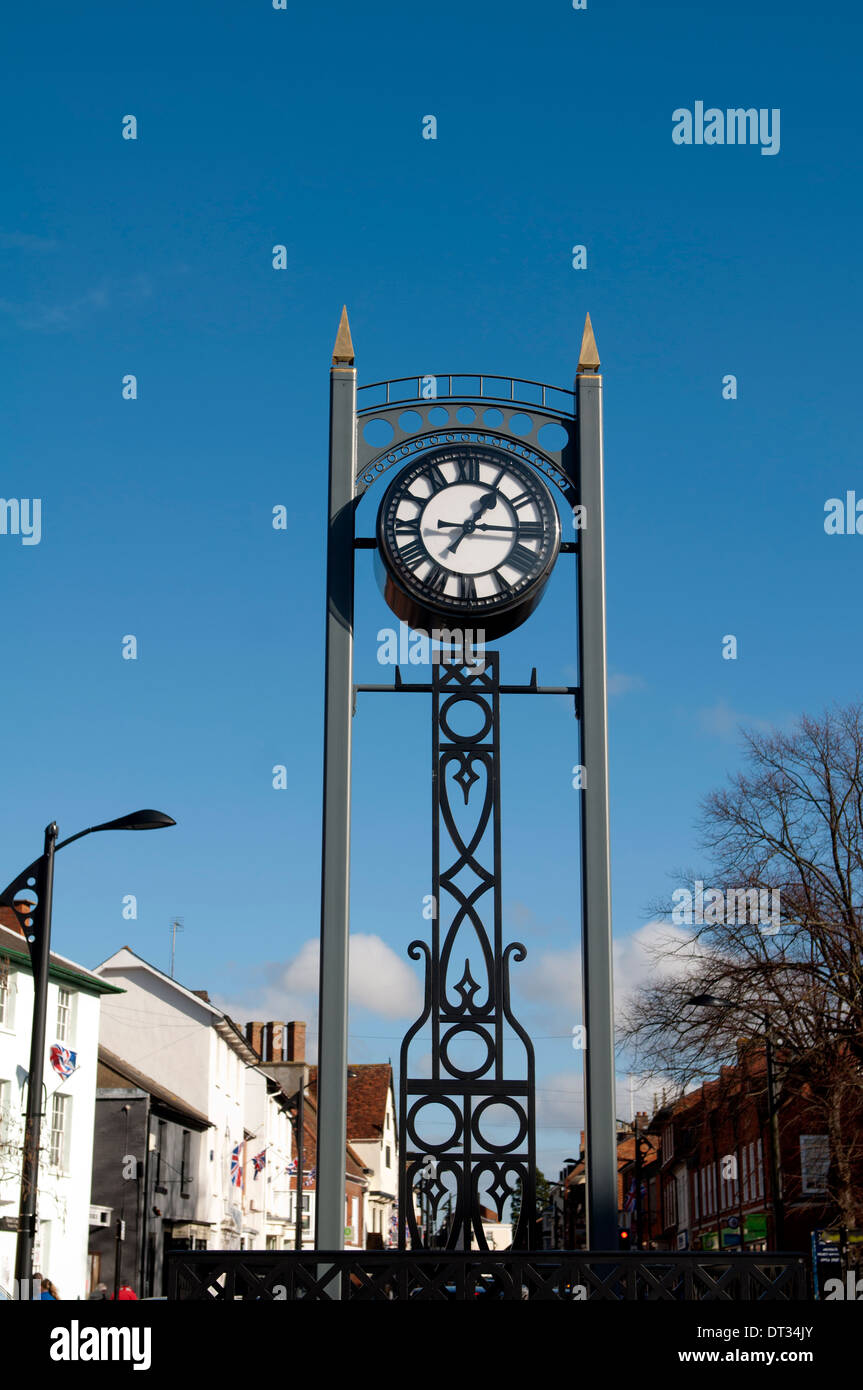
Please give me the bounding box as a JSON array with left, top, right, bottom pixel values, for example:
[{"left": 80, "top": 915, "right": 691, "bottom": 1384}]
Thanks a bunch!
[
  {"left": 577, "top": 312, "right": 600, "bottom": 373},
  {"left": 332, "top": 305, "right": 355, "bottom": 366}
]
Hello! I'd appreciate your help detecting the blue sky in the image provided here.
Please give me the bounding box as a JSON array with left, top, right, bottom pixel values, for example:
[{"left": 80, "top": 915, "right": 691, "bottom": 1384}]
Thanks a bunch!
[{"left": 2, "top": 0, "right": 861, "bottom": 1175}]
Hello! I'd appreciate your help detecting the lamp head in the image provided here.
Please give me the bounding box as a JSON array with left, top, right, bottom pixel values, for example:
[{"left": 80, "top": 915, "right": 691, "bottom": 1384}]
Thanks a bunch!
[{"left": 93, "top": 809, "right": 176, "bottom": 833}]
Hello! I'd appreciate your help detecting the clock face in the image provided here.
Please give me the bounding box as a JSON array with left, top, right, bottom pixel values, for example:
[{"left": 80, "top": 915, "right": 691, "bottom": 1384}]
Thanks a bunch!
[{"left": 376, "top": 444, "right": 561, "bottom": 638}]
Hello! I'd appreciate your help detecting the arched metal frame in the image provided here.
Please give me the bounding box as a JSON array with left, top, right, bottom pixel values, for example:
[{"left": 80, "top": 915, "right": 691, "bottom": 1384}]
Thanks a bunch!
[{"left": 355, "top": 375, "right": 577, "bottom": 507}]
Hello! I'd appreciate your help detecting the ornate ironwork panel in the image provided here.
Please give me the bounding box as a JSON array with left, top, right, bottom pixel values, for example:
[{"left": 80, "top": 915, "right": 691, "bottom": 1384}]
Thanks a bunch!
[{"left": 398, "top": 652, "right": 536, "bottom": 1250}]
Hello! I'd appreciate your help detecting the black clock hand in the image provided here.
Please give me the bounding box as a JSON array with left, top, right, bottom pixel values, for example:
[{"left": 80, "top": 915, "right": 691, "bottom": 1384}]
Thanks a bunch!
[
  {"left": 437, "top": 522, "right": 521, "bottom": 533},
  {"left": 446, "top": 490, "right": 499, "bottom": 555}
]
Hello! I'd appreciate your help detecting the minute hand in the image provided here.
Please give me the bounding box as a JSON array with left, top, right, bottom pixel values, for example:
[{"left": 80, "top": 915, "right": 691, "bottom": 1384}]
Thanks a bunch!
[{"left": 436, "top": 521, "right": 542, "bottom": 535}]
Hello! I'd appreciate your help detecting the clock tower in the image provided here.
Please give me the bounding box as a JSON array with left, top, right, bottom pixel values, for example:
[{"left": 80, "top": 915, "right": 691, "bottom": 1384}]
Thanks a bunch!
[{"left": 315, "top": 309, "right": 617, "bottom": 1256}]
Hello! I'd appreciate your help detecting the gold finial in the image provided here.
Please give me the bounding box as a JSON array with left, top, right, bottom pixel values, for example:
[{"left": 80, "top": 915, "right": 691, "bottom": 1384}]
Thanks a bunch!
[
  {"left": 331, "top": 305, "right": 355, "bottom": 366},
  {"left": 577, "top": 312, "right": 600, "bottom": 373}
]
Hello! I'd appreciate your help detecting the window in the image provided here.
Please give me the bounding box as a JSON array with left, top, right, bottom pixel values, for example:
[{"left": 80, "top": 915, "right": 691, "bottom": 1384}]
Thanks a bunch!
[
  {"left": 266, "top": 1235, "right": 278, "bottom": 1250},
  {"left": 705, "top": 1165, "right": 715, "bottom": 1214},
  {"left": 180, "top": 1130, "right": 192, "bottom": 1196},
  {"left": 720, "top": 1158, "right": 738, "bottom": 1213},
  {"left": 56, "top": 988, "right": 72, "bottom": 1043},
  {"left": 663, "top": 1179, "right": 677, "bottom": 1228},
  {"left": 661, "top": 1125, "right": 674, "bottom": 1165},
  {"left": 386, "top": 1144, "right": 391, "bottom": 1168},
  {"left": 755, "top": 1139, "right": 764, "bottom": 1199},
  {"left": 0, "top": 959, "right": 14, "bottom": 1029},
  {"left": 154, "top": 1120, "right": 167, "bottom": 1194},
  {"left": 49, "top": 1094, "right": 70, "bottom": 1169},
  {"left": 0, "top": 1079, "right": 10, "bottom": 1142},
  {"left": 800, "top": 1135, "right": 830, "bottom": 1194}
]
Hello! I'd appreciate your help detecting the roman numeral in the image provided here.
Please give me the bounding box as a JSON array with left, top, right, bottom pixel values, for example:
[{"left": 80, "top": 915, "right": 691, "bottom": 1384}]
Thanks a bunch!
[
  {"left": 427, "top": 464, "right": 448, "bottom": 494},
  {"left": 399, "top": 539, "right": 427, "bottom": 568},
  {"left": 458, "top": 574, "right": 477, "bottom": 603},
  {"left": 425, "top": 563, "right": 448, "bottom": 593},
  {"left": 394, "top": 517, "right": 420, "bottom": 535},
  {"left": 510, "top": 492, "right": 532, "bottom": 511},
  {"left": 456, "top": 455, "right": 480, "bottom": 483},
  {"left": 516, "top": 521, "right": 545, "bottom": 540},
  {"left": 505, "top": 543, "right": 537, "bottom": 575}
]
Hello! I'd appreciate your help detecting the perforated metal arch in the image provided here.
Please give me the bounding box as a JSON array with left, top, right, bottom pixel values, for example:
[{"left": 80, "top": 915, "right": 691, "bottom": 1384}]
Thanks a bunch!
[{"left": 355, "top": 375, "right": 577, "bottom": 505}]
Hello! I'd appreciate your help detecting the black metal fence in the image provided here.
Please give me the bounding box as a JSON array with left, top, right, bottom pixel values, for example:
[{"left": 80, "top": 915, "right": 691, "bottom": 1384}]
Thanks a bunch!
[{"left": 167, "top": 1249, "right": 809, "bottom": 1301}]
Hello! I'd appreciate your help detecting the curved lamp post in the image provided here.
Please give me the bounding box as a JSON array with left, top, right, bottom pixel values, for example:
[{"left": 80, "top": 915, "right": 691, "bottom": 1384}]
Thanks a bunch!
[
  {"left": 685, "top": 992, "right": 785, "bottom": 1251},
  {"left": 0, "top": 809, "right": 176, "bottom": 1293}
]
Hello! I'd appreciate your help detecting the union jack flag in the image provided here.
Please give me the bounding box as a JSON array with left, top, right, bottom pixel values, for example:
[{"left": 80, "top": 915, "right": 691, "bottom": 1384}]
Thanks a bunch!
[
  {"left": 50, "top": 1044, "right": 77, "bottom": 1079},
  {"left": 230, "top": 1143, "right": 244, "bottom": 1188},
  {"left": 252, "top": 1150, "right": 267, "bottom": 1179},
  {"left": 287, "top": 1158, "right": 297, "bottom": 1174},
  {"left": 624, "top": 1179, "right": 646, "bottom": 1213},
  {"left": 302, "top": 1166, "right": 316, "bottom": 1189}
]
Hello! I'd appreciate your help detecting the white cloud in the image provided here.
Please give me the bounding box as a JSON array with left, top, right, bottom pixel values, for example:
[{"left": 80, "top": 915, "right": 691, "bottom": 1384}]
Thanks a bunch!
[
  {"left": 346, "top": 934, "right": 424, "bottom": 1018},
  {"left": 514, "top": 920, "right": 702, "bottom": 1042},
  {"left": 697, "top": 699, "right": 781, "bottom": 742},
  {"left": 613, "top": 919, "right": 703, "bottom": 1007},
  {"left": 213, "top": 932, "right": 423, "bottom": 1047},
  {"left": 607, "top": 671, "right": 646, "bottom": 697}
]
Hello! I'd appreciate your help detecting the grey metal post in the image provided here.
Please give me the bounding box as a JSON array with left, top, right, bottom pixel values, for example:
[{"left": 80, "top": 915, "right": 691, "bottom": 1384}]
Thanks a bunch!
[
  {"left": 575, "top": 315, "right": 618, "bottom": 1249},
  {"left": 315, "top": 308, "right": 356, "bottom": 1260}
]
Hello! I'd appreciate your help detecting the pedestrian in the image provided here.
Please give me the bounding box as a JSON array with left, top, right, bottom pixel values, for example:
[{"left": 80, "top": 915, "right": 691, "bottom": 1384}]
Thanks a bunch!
[
  {"left": 88, "top": 1282, "right": 109, "bottom": 1300},
  {"left": 37, "top": 1276, "right": 59, "bottom": 1300},
  {"left": 116, "top": 1282, "right": 138, "bottom": 1300}
]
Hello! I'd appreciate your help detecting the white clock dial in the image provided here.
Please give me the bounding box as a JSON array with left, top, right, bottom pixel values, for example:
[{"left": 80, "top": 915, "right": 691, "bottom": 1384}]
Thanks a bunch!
[{"left": 376, "top": 445, "right": 561, "bottom": 639}]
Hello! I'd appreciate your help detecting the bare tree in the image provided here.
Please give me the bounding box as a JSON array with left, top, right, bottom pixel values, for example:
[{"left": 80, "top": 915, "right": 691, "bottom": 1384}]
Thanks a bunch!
[{"left": 620, "top": 704, "right": 863, "bottom": 1228}]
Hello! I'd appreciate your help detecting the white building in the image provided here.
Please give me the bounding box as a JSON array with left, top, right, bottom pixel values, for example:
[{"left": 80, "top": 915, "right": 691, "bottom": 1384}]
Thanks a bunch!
[
  {"left": 243, "top": 1064, "right": 295, "bottom": 1249},
  {"left": 0, "top": 911, "right": 119, "bottom": 1299},
  {"left": 245, "top": 1022, "right": 381, "bottom": 1250},
  {"left": 334, "top": 1064, "right": 398, "bottom": 1246},
  {"left": 94, "top": 946, "right": 296, "bottom": 1255}
]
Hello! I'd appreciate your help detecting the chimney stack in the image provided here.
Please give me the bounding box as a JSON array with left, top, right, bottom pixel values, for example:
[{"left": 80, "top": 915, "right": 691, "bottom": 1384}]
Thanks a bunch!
[
  {"left": 245, "top": 1022, "right": 264, "bottom": 1057},
  {"left": 286, "top": 1021, "right": 306, "bottom": 1063},
  {"left": 262, "top": 1022, "right": 285, "bottom": 1063}
]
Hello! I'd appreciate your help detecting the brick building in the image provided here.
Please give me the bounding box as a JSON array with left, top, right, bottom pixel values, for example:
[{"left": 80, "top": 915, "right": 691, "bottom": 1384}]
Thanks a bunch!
[{"left": 648, "top": 1043, "right": 854, "bottom": 1252}]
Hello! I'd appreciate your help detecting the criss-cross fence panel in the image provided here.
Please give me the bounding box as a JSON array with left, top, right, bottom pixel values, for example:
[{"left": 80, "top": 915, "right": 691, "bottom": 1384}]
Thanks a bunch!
[{"left": 167, "top": 1250, "right": 809, "bottom": 1301}]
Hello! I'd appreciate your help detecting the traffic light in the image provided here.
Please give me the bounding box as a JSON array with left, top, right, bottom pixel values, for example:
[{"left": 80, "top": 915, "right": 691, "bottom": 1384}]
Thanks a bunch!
[{"left": 619, "top": 1228, "right": 631, "bottom": 1249}]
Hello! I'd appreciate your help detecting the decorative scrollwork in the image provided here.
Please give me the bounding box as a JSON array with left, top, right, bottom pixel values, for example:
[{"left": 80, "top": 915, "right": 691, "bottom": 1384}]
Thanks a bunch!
[{"left": 399, "top": 653, "right": 536, "bottom": 1250}]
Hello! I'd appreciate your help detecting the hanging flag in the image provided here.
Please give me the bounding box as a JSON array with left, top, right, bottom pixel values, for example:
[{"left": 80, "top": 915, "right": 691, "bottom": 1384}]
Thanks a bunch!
[
  {"left": 302, "top": 1165, "right": 316, "bottom": 1189},
  {"left": 230, "top": 1142, "right": 244, "bottom": 1189},
  {"left": 252, "top": 1150, "right": 267, "bottom": 1179},
  {"left": 623, "top": 1178, "right": 636, "bottom": 1213},
  {"left": 287, "top": 1157, "right": 297, "bottom": 1174},
  {"left": 50, "top": 1044, "right": 77, "bottom": 1080}
]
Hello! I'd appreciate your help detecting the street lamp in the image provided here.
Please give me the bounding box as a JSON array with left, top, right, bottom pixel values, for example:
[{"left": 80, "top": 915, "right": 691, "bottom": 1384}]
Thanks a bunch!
[
  {"left": 685, "top": 993, "right": 785, "bottom": 1250},
  {"left": 0, "top": 809, "right": 176, "bottom": 1293}
]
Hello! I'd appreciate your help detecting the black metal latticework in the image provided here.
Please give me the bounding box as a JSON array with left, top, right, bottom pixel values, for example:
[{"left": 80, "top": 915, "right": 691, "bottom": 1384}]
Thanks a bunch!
[
  {"left": 399, "top": 653, "right": 536, "bottom": 1250},
  {"left": 167, "top": 1250, "right": 810, "bottom": 1301}
]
